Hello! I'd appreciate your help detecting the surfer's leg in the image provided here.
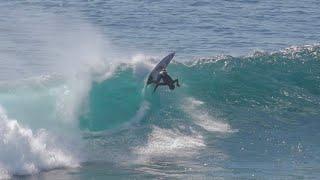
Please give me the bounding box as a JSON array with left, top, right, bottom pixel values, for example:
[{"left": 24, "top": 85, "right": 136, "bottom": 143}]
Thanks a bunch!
[
  {"left": 153, "top": 82, "right": 166, "bottom": 93},
  {"left": 173, "top": 79, "right": 180, "bottom": 87},
  {"left": 153, "top": 84, "right": 159, "bottom": 93}
]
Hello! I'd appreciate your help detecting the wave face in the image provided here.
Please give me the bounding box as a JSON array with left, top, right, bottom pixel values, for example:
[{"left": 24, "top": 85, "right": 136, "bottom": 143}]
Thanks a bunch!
[
  {"left": 0, "top": 45, "right": 320, "bottom": 178},
  {"left": 82, "top": 45, "right": 320, "bottom": 131}
]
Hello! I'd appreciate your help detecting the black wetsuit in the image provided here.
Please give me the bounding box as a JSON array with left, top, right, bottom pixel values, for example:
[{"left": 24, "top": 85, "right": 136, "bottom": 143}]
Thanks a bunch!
[{"left": 153, "top": 70, "right": 179, "bottom": 92}]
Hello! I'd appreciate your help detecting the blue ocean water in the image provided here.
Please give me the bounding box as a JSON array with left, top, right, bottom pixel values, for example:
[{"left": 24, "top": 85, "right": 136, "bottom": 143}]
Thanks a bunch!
[{"left": 0, "top": 0, "right": 319, "bottom": 179}]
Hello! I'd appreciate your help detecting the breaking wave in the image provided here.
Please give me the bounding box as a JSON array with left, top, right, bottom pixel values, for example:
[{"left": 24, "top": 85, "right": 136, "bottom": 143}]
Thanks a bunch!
[{"left": 0, "top": 44, "right": 320, "bottom": 178}]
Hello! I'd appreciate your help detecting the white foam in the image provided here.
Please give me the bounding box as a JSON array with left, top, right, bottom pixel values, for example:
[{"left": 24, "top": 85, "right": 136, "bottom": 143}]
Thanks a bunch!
[
  {"left": 133, "top": 126, "right": 205, "bottom": 159},
  {"left": 183, "top": 97, "right": 235, "bottom": 133},
  {"left": 0, "top": 106, "right": 79, "bottom": 179},
  {"left": 105, "top": 101, "right": 150, "bottom": 134},
  {"left": 0, "top": 167, "right": 9, "bottom": 180},
  {"left": 129, "top": 101, "right": 150, "bottom": 124}
]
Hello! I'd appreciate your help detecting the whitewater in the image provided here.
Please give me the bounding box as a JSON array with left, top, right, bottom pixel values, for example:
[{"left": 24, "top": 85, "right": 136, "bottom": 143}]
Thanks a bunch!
[{"left": 1, "top": 0, "right": 320, "bottom": 179}]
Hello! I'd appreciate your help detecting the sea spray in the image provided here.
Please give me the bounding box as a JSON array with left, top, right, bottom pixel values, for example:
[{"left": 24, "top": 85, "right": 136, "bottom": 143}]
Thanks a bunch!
[{"left": 0, "top": 4, "right": 121, "bottom": 178}]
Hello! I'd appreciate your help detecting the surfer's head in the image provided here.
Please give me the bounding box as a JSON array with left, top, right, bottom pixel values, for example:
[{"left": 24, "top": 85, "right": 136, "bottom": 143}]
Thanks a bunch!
[{"left": 169, "top": 84, "right": 175, "bottom": 90}]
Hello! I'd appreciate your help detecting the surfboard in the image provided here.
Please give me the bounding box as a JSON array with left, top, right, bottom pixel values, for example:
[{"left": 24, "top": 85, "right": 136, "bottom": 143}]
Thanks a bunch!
[{"left": 146, "top": 52, "right": 175, "bottom": 85}]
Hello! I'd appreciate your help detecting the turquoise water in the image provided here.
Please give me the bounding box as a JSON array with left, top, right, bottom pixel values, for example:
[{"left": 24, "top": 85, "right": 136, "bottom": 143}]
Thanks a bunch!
[{"left": 0, "top": 0, "right": 320, "bottom": 179}]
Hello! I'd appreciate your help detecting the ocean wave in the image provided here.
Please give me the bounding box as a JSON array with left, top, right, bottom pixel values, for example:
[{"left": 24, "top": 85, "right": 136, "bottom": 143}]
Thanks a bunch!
[{"left": 0, "top": 44, "right": 319, "bottom": 177}]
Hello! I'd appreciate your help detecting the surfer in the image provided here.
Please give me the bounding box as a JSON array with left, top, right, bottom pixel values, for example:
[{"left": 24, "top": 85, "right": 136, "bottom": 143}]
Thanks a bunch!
[
  {"left": 146, "top": 52, "right": 180, "bottom": 92},
  {"left": 153, "top": 69, "right": 180, "bottom": 92}
]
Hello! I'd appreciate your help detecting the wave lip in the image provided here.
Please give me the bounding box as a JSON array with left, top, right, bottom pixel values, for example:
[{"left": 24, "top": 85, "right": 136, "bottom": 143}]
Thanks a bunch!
[{"left": 187, "top": 44, "right": 320, "bottom": 66}]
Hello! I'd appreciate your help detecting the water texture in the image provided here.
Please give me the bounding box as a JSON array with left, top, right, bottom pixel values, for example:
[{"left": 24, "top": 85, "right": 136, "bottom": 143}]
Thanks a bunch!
[{"left": 0, "top": 0, "right": 319, "bottom": 179}]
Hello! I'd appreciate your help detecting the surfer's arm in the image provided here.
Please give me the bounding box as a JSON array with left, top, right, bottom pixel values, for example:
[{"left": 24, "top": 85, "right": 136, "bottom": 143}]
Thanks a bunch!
[{"left": 153, "top": 82, "right": 166, "bottom": 92}]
